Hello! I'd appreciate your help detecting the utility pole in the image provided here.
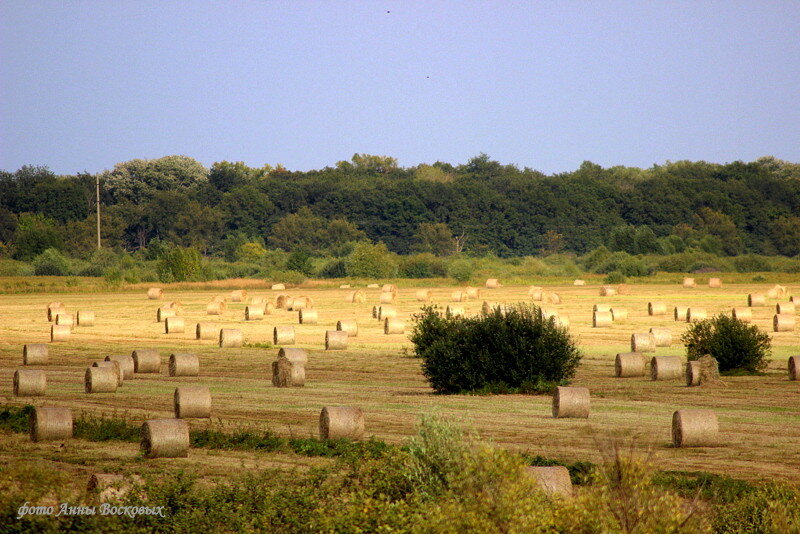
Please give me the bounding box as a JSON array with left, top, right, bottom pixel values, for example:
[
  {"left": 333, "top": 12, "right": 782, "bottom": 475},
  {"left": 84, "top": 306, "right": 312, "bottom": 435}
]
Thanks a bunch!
[{"left": 96, "top": 174, "right": 101, "bottom": 249}]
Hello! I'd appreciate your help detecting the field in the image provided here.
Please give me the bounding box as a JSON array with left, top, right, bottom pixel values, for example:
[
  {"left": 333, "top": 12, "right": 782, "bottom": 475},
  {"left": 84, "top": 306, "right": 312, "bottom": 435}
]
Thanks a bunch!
[{"left": 1, "top": 278, "right": 799, "bottom": 492}]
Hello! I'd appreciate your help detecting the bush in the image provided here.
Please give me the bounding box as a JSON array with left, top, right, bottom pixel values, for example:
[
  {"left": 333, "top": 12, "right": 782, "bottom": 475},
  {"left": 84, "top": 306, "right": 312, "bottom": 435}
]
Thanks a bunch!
[
  {"left": 78, "top": 248, "right": 119, "bottom": 277},
  {"left": 411, "top": 304, "right": 582, "bottom": 394},
  {"left": 733, "top": 255, "right": 772, "bottom": 272},
  {"left": 345, "top": 242, "right": 398, "bottom": 278},
  {"left": 682, "top": 315, "right": 771, "bottom": 373},
  {"left": 270, "top": 270, "right": 306, "bottom": 286},
  {"left": 594, "top": 252, "right": 651, "bottom": 276},
  {"left": 32, "top": 248, "right": 71, "bottom": 276},
  {"left": 399, "top": 253, "right": 447, "bottom": 278},
  {"left": 713, "top": 483, "right": 800, "bottom": 533},
  {"left": 157, "top": 246, "right": 202, "bottom": 282},
  {"left": 447, "top": 258, "right": 474, "bottom": 282},
  {"left": 603, "top": 271, "right": 626, "bottom": 284},
  {"left": 285, "top": 250, "right": 314, "bottom": 276},
  {"left": 317, "top": 258, "right": 347, "bottom": 278}
]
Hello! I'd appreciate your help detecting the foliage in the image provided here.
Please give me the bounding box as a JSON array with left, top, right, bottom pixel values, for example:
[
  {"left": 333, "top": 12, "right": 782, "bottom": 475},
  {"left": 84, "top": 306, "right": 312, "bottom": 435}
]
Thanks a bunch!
[
  {"left": 12, "top": 213, "right": 62, "bottom": 261},
  {"left": 317, "top": 258, "right": 347, "bottom": 278},
  {"left": 713, "top": 483, "right": 800, "bottom": 533},
  {"left": 157, "top": 246, "right": 202, "bottom": 282},
  {"left": 31, "top": 248, "right": 72, "bottom": 276},
  {"left": 604, "top": 271, "right": 626, "bottom": 284},
  {"left": 345, "top": 241, "right": 398, "bottom": 278},
  {"left": 399, "top": 253, "right": 447, "bottom": 278},
  {"left": 682, "top": 314, "right": 771, "bottom": 373},
  {"left": 447, "top": 257, "right": 474, "bottom": 282},
  {"left": 285, "top": 249, "right": 314, "bottom": 276}
]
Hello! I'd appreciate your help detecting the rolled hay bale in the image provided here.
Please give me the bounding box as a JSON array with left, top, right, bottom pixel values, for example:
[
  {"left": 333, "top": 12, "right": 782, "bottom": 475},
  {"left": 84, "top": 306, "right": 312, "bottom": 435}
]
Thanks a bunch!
[
  {"left": 773, "top": 314, "right": 795, "bottom": 332},
  {"left": 384, "top": 318, "right": 406, "bottom": 335},
  {"left": 415, "top": 289, "right": 431, "bottom": 302},
  {"left": 748, "top": 293, "right": 766, "bottom": 307},
  {"left": 23, "top": 344, "right": 48, "bottom": 365},
  {"left": 552, "top": 315, "right": 570, "bottom": 328},
  {"left": 709, "top": 278, "right": 722, "bottom": 288},
  {"left": 50, "top": 324, "right": 70, "bottom": 342},
  {"left": 271, "top": 283, "right": 286, "bottom": 290},
  {"left": 55, "top": 313, "right": 74, "bottom": 326},
  {"left": 528, "top": 286, "right": 543, "bottom": 300},
  {"left": 776, "top": 302, "right": 796, "bottom": 315},
  {"left": 105, "top": 355, "right": 135, "bottom": 380},
  {"left": 298, "top": 309, "right": 318, "bottom": 325},
  {"left": 788, "top": 356, "right": 798, "bottom": 381},
  {"left": 686, "top": 361, "right": 701, "bottom": 387},
  {"left": 336, "top": 319, "right": 358, "bottom": 337},
  {"left": 685, "top": 355, "right": 721, "bottom": 387},
  {"left": 379, "top": 291, "right": 396, "bottom": 304},
  {"left": 593, "top": 304, "right": 611, "bottom": 313},
  {"left": 382, "top": 284, "right": 397, "bottom": 293},
  {"left": 92, "top": 361, "right": 123, "bottom": 386},
  {"left": 672, "top": 409, "right": 719, "bottom": 447},
  {"left": 265, "top": 302, "right": 275, "bottom": 315},
  {"left": 378, "top": 306, "right": 397, "bottom": 320},
  {"left": 732, "top": 307, "right": 752, "bottom": 322},
  {"left": 273, "top": 326, "right": 296, "bottom": 345},
  {"left": 250, "top": 296, "right": 267, "bottom": 308},
  {"left": 614, "top": 352, "right": 645, "bottom": 378},
  {"left": 272, "top": 357, "right": 306, "bottom": 387},
  {"left": 85, "top": 366, "right": 118, "bottom": 393},
  {"left": 275, "top": 294, "right": 290, "bottom": 309},
  {"left": 545, "top": 292, "right": 562, "bottom": 305},
  {"left": 325, "top": 330, "right": 348, "bottom": 350},
  {"left": 319, "top": 406, "right": 364, "bottom": 440},
  {"left": 451, "top": 290, "right": 466, "bottom": 302},
  {"left": 157, "top": 307, "right": 176, "bottom": 322},
  {"left": 30, "top": 407, "right": 73, "bottom": 442},
  {"left": 367, "top": 283, "right": 380, "bottom": 289},
  {"left": 147, "top": 287, "right": 163, "bottom": 300},
  {"left": 674, "top": 306, "right": 688, "bottom": 321},
  {"left": 168, "top": 353, "right": 200, "bottom": 377},
  {"left": 164, "top": 301, "right": 183, "bottom": 312},
  {"left": 371, "top": 305, "right": 379, "bottom": 319},
  {"left": 195, "top": 323, "right": 217, "bottom": 340},
  {"left": 46, "top": 301, "right": 64, "bottom": 312},
  {"left": 485, "top": 278, "right": 501, "bottom": 289},
  {"left": 164, "top": 316, "right": 185, "bottom": 334},
  {"left": 132, "top": 349, "right": 161, "bottom": 373},
  {"left": 206, "top": 301, "right": 225, "bottom": 315},
  {"left": 219, "top": 328, "right": 244, "bottom": 348},
  {"left": 791, "top": 295, "right": 798, "bottom": 304},
  {"left": 76, "top": 311, "right": 95, "bottom": 327},
  {"left": 13, "top": 369, "right": 47, "bottom": 396},
  {"left": 648, "top": 302, "right": 667, "bottom": 316},
  {"left": 174, "top": 386, "right": 211, "bottom": 418},
  {"left": 682, "top": 277, "right": 696, "bottom": 288},
  {"left": 540, "top": 307, "right": 558, "bottom": 319},
  {"left": 610, "top": 308, "right": 628, "bottom": 321},
  {"left": 592, "top": 311, "right": 613, "bottom": 328},
  {"left": 47, "top": 304, "right": 66, "bottom": 322},
  {"left": 347, "top": 290, "right": 367, "bottom": 303},
  {"left": 230, "top": 289, "right": 247, "bottom": 302},
  {"left": 279, "top": 347, "right": 309, "bottom": 364},
  {"left": 649, "top": 327, "right": 672, "bottom": 347},
  {"left": 631, "top": 333, "right": 656, "bottom": 353},
  {"left": 573, "top": 279, "right": 586, "bottom": 286},
  {"left": 687, "top": 308, "right": 707, "bottom": 323},
  {"left": 465, "top": 287, "right": 480, "bottom": 299},
  {"left": 767, "top": 285, "right": 787, "bottom": 299},
  {"left": 211, "top": 294, "right": 227, "bottom": 303},
  {"left": 245, "top": 305, "right": 264, "bottom": 321},
  {"left": 339, "top": 284, "right": 351, "bottom": 289},
  {"left": 551, "top": 386, "right": 590, "bottom": 418},
  {"left": 289, "top": 296, "right": 314, "bottom": 310},
  {"left": 650, "top": 355, "right": 683, "bottom": 381},
  {"left": 141, "top": 419, "right": 189, "bottom": 458},
  {"left": 446, "top": 305, "right": 465, "bottom": 317},
  {"left": 524, "top": 466, "right": 573, "bottom": 498},
  {"left": 87, "top": 474, "right": 142, "bottom": 502},
  {"left": 599, "top": 285, "right": 617, "bottom": 297}
]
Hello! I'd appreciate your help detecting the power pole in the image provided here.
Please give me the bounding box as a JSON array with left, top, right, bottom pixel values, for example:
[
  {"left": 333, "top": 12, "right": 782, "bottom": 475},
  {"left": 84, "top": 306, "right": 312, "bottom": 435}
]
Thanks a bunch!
[{"left": 96, "top": 174, "right": 101, "bottom": 249}]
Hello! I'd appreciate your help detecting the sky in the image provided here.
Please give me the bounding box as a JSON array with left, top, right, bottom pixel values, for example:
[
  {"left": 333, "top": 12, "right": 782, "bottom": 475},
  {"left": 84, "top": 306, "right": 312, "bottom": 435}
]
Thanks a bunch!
[{"left": 1, "top": 1, "right": 799, "bottom": 175}]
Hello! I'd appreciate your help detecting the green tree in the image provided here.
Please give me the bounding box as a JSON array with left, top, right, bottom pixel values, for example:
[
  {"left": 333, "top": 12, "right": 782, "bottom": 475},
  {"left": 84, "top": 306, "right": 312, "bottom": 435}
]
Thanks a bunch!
[
  {"left": 104, "top": 155, "right": 208, "bottom": 203},
  {"left": 608, "top": 225, "right": 636, "bottom": 254},
  {"left": 269, "top": 207, "right": 365, "bottom": 254},
  {"left": 345, "top": 242, "right": 398, "bottom": 278},
  {"left": 768, "top": 216, "right": 800, "bottom": 257},
  {"left": 13, "top": 213, "right": 62, "bottom": 260},
  {"left": 694, "top": 208, "right": 742, "bottom": 255},
  {"left": 414, "top": 222, "right": 455, "bottom": 256},
  {"left": 336, "top": 153, "right": 399, "bottom": 175},
  {"left": 209, "top": 161, "right": 269, "bottom": 192},
  {"left": 633, "top": 226, "right": 661, "bottom": 254}
]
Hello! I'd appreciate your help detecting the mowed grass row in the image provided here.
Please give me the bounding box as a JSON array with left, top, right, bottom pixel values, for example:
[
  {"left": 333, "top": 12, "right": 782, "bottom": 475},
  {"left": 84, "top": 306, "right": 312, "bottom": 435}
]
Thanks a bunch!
[{"left": 0, "top": 281, "right": 798, "bottom": 483}]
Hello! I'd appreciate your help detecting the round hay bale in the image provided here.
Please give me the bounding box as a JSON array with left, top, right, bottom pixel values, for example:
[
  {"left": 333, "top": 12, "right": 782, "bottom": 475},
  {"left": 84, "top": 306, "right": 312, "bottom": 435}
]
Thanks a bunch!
[
  {"left": 593, "top": 304, "right": 611, "bottom": 313},
  {"left": 482, "top": 301, "right": 500, "bottom": 314},
  {"left": 272, "top": 357, "right": 305, "bottom": 387},
  {"left": 245, "top": 305, "right": 264, "bottom": 321},
  {"left": 265, "top": 302, "right": 275, "bottom": 315},
  {"left": 610, "top": 308, "right": 628, "bottom": 321},
  {"left": 791, "top": 295, "right": 797, "bottom": 304},
  {"left": 524, "top": 466, "right": 573, "bottom": 497},
  {"left": 195, "top": 323, "right": 217, "bottom": 340},
  {"left": 415, "top": 289, "right": 431, "bottom": 302},
  {"left": 30, "top": 407, "right": 72, "bottom": 442},
  {"left": 648, "top": 302, "right": 667, "bottom": 316},
  {"left": 46, "top": 301, "right": 64, "bottom": 311},
  {"left": 55, "top": 313, "right": 73, "bottom": 326},
  {"left": 164, "top": 316, "right": 185, "bottom": 334},
  {"left": 776, "top": 302, "right": 796, "bottom": 315},
  {"left": 552, "top": 386, "right": 590, "bottom": 418},
  {"left": 271, "top": 283, "right": 286, "bottom": 290},
  {"left": 451, "top": 290, "right": 465, "bottom": 302},
  {"left": 298, "top": 309, "right": 318, "bottom": 324},
  {"left": 105, "top": 355, "right": 135, "bottom": 380},
  {"left": 348, "top": 290, "right": 367, "bottom": 303},
  {"left": 631, "top": 333, "right": 656, "bottom": 353},
  {"left": 731, "top": 307, "right": 752, "bottom": 322},
  {"left": 325, "top": 330, "right": 348, "bottom": 350},
  {"left": 651, "top": 355, "right": 683, "bottom": 381},
  {"left": 600, "top": 285, "right": 617, "bottom": 297},
  {"left": 686, "top": 361, "right": 701, "bottom": 386},
  {"left": 275, "top": 294, "right": 290, "bottom": 309},
  {"left": 767, "top": 285, "right": 787, "bottom": 299},
  {"left": 674, "top": 306, "right": 688, "bottom": 321},
  {"left": 708, "top": 278, "right": 722, "bottom": 288},
  {"left": 211, "top": 294, "right": 227, "bottom": 303},
  {"left": 174, "top": 387, "right": 211, "bottom": 418},
  {"left": 788, "top": 355, "right": 798, "bottom": 381},
  {"left": 685, "top": 356, "right": 719, "bottom": 387},
  {"left": 164, "top": 301, "right": 183, "bottom": 312},
  {"left": 528, "top": 286, "right": 543, "bottom": 300},
  {"left": 465, "top": 287, "right": 480, "bottom": 299},
  {"left": 446, "top": 305, "right": 465, "bottom": 317},
  {"left": 50, "top": 325, "right": 70, "bottom": 342},
  {"left": 384, "top": 318, "right": 406, "bottom": 335},
  {"left": 593, "top": 311, "right": 613, "bottom": 328},
  {"left": 672, "top": 409, "right": 719, "bottom": 447},
  {"left": 13, "top": 369, "right": 46, "bottom": 396},
  {"left": 382, "top": 284, "right": 397, "bottom": 293},
  {"left": 141, "top": 419, "right": 189, "bottom": 458},
  {"left": 250, "top": 296, "right": 267, "bottom": 308},
  {"left": 279, "top": 347, "right": 308, "bottom": 364},
  {"left": 773, "top": 314, "right": 795, "bottom": 332},
  {"left": 379, "top": 292, "right": 395, "bottom": 304},
  {"left": 545, "top": 292, "right": 562, "bottom": 305},
  {"left": 540, "top": 307, "right": 558, "bottom": 319},
  {"left": 47, "top": 304, "right": 66, "bottom": 322},
  {"left": 289, "top": 296, "right": 313, "bottom": 310},
  {"left": 87, "top": 474, "right": 141, "bottom": 502},
  {"left": 147, "top": 287, "right": 163, "bottom": 300},
  {"left": 615, "top": 353, "right": 645, "bottom": 378},
  {"left": 336, "top": 319, "right": 358, "bottom": 337},
  {"left": 23, "top": 344, "right": 48, "bottom": 365},
  {"left": 132, "top": 349, "right": 161, "bottom": 373},
  {"left": 687, "top": 308, "right": 707, "bottom": 323},
  {"left": 157, "top": 307, "right": 176, "bottom": 322},
  {"left": 319, "top": 406, "right": 364, "bottom": 440},
  {"left": 485, "top": 278, "right": 500, "bottom": 289},
  {"left": 371, "top": 305, "right": 379, "bottom": 319},
  {"left": 230, "top": 289, "right": 247, "bottom": 302},
  {"left": 573, "top": 279, "right": 585, "bottom": 286},
  {"left": 682, "top": 277, "right": 696, "bottom": 288},
  {"left": 649, "top": 327, "right": 672, "bottom": 347},
  {"left": 367, "top": 283, "right": 380, "bottom": 289},
  {"left": 168, "top": 353, "right": 199, "bottom": 377},
  {"left": 92, "top": 361, "right": 123, "bottom": 386},
  {"left": 378, "top": 306, "right": 397, "bottom": 320},
  {"left": 206, "top": 301, "right": 224, "bottom": 315},
  {"left": 76, "top": 311, "right": 95, "bottom": 326},
  {"left": 748, "top": 293, "right": 766, "bottom": 307},
  {"left": 552, "top": 315, "right": 570, "bottom": 328},
  {"left": 219, "top": 328, "right": 243, "bottom": 347},
  {"left": 85, "top": 366, "right": 118, "bottom": 393},
  {"left": 339, "top": 284, "right": 351, "bottom": 289},
  {"left": 274, "top": 326, "right": 296, "bottom": 345}
]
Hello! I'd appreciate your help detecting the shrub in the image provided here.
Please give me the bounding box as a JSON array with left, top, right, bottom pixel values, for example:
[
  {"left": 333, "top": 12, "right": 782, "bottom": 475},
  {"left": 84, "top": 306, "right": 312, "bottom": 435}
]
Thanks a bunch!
[
  {"left": 733, "top": 255, "right": 772, "bottom": 273},
  {"left": 604, "top": 271, "right": 626, "bottom": 284},
  {"left": 410, "top": 304, "right": 582, "bottom": 394},
  {"left": 682, "top": 315, "right": 771, "bottom": 373},
  {"left": 32, "top": 248, "right": 71, "bottom": 276},
  {"left": 713, "top": 483, "right": 800, "bottom": 533},
  {"left": 595, "top": 252, "right": 651, "bottom": 276},
  {"left": 447, "top": 258, "right": 474, "bottom": 282},
  {"left": 399, "top": 253, "right": 447, "bottom": 278},
  {"left": 579, "top": 246, "right": 612, "bottom": 271},
  {"left": 78, "top": 248, "right": 119, "bottom": 276},
  {"left": 318, "top": 258, "right": 347, "bottom": 278},
  {"left": 157, "top": 246, "right": 202, "bottom": 282},
  {"left": 345, "top": 242, "right": 398, "bottom": 278},
  {"left": 285, "top": 250, "right": 314, "bottom": 276},
  {"left": 270, "top": 270, "right": 306, "bottom": 286}
]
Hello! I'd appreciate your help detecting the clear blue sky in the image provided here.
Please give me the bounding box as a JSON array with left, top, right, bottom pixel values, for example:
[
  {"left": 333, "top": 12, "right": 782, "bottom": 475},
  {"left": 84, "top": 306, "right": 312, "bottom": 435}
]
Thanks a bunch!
[{"left": 2, "top": 1, "right": 799, "bottom": 175}]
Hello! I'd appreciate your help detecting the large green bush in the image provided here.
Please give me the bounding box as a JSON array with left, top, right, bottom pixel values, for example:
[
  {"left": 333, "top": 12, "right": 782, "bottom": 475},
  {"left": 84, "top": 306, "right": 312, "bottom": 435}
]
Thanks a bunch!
[
  {"left": 157, "top": 246, "right": 202, "bottom": 282},
  {"left": 410, "top": 303, "right": 582, "bottom": 394},
  {"left": 447, "top": 258, "right": 474, "bottom": 282},
  {"left": 32, "top": 248, "right": 72, "bottom": 276},
  {"left": 345, "top": 242, "right": 398, "bottom": 278},
  {"left": 399, "top": 253, "right": 447, "bottom": 278},
  {"left": 682, "top": 315, "right": 771, "bottom": 373}
]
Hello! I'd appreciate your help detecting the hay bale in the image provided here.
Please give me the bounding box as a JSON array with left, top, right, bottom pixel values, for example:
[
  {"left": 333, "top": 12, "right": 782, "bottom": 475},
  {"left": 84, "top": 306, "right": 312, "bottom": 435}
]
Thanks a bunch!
[
  {"left": 325, "top": 330, "right": 348, "bottom": 350},
  {"left": 289, "top": 296, "right": 313, "bottom": 310},
  {"left": 451, "top": 290, "right": 466, "bottom": 302},
  {"left": 371, "top": 305, "right": 379, "bottom": 319},
  {"left": 593, "top": 304, "right": 611, "bottom": 313},
  {"left": 105, "top": 355, "right": 135, "bottom": 380},
  {"left": 682, "top": 277, "right": 696, "bottom": 288},
  {"left": 709, "top": 278, "right": 722, "bottom": 288},
  {"left": 384, "top": 318, "right": 406, "bottom": 334},
  {"left": 157, "top": 307, "right": 176, "bottom": 322},
  {"left": 23, "top": 344, "right": 48, "bottom": 365},
  {"left": 30, "top": 407, "right": 72, "bottom": 442},
  {"left": 164, "top": 301, "right": 183, "bottom": 312},
  {"left": 195, "top": 323, "right": 217, "bottom": 340},
  {"left": 141, "top": 419, "right": 189, "bottom": 458},
  {"left": 211, "top": 294, "right": 227, "bottom": 303},
  {"left": 219, "top": 328, "right": 243, "bottom": 347},
  {"left": 748, "top": 293, "right": 766, "bottom": 307},
  {"left": 593, "top": 311, "right": 613, "bottom": 328},
  {"left": 731, "top": 307, "right": 752, "bottom": 322},
  {"left": 767, "top": 285, "right": 787, "bottom": 299},
  {"left": 272, "top": 357, "right": 305, "bottom": 387},
  {"left": 168, "top": 353, "right": 199, "bottom": 377},
  {"left": 788, "top": 355, "right": 798, "bottom": 381},
  {"left": 55, "top": 313, "right": 73, "bottom": 326},
  {"left": 649, "top": 327, "right": 672, "bottom": 347},
  {"left": 686, "top": 361, "right": 701, "bottom": 387},
  {"left": 686, "top": 355, "right": 720, "bottom": 387},
  {"left": 648, "top": 302, "right": 667, "bottom": 316},
  {"left": 76, "top": 311, "right": 95, "bottom": 326},
  {"left": 319, "top": 406, "right": 364, "bottom": 440},
  {"left": 132, "top": 349, "right": 161, "bottom": 373},
  {"left": 367, "top": 283, "right": 380, "bottom": 289},
  {"left": 482, "top": 301, "right": 500, "bottom": 314},
  {"left": 379, "top": 292, "right": 396, "bottom": 304},
  {"left": 271, "top": 283, "right": 286, "bottom": 290},
  {"left": 485, "top": 278, "right": 501, "bottom": 288},
  {"left": 524, "top": 466, "right": 573, "bottom": 497},
  {"left": 50, "top": 324, "right": 70, "bottom": 342},
  {"left": 600, "top": 285, "right": 617, "bottom": 296},
  {"left": 274, "top": 326, "right": 296, "bottom": 345},
  {"left": 446, "top": 305, "right": 465, "bottom": 317},
  {"left": 791, "top": 295, "right": 797, "bottom": 304},
  {"left": 651, "top": 355, "right": 683, "bottom": 381},
  {"left": 245, "top": 305, "right": 264, "bottom": 321},
  {"left": 382, "top": 284, "right": 397, "bottom": 293},
  {"left": 552, "top": 315, "right": 570, "bottom": 328},
  {"left": 13, "top": 369, "right": 46, "bottom": 396},
  {"left": 540, "top": 307, "right": 558, "bottom": 319},
  {"left": 250, "top": 297, "right": 266, "bottom": 308},
  {"left": 298, "top": 309, "right": 318, "bottom": 324},
  {"left": 528, "top": 286, "right": 543, "bottom": 300},
  {"left": 687, "top": 308, "right": 707, "bottom": 322},
  {"left": 275, "top": 294, "right": 290, "bottom": 309},
  {"left": 615, "top": 353, "right": 645, "bottom": 378},
  {"left": 552, "top": 386, "right": 590, "bottom": 418},
  {"left": 147, "top": 287, "right": 163, "bottom": 300},
  {"left": 776, "top": 302, "right": 796, "bottom": 315},
  {"left": 174, "top": 387, "right": 211, "bottom": 418},
  {"left": 545, "top": 292, "right": 562, "bottom": 305},
  {"left": 87, "top": 474, "right": 142, "bottom": 502},
  {"left": 610, "top": 308, "right": 628, "bottom": 321},
  {"left": 265, "top": 302, "right": 275, "bottom": 315},
  {"left": 230, "top": 289, "right": 247, "bottom": 302},
  {"left": 206, "top": 301, "right": 224, "bottom": 315},
  {"left": 465, "top": 287, "right": 480, "bottom": 299},
  {"left": 336, "top": 319, "right": 358, "bottom": 337},
  {"left": 631, "top": 333, "right": 655, "bottom": 353},
  {"left": 85, "top": 366, "right": 118, "bottom": 393},
  {"left": 415, "top": 289, "right": 431, "bottom": 302},
  {"left": 47, "top": 304, "right": 66, "bottom": 322},
  {"left": 773, "top": 314, "right": 795, "bottom": 332},
  {"left": 573, "top": 280, "right": 585, "bottom": 286},
  {"left": 279, "top": 347, "right": 308, "bottom": 364},
  {"left": 347, "top": 290, "right": 367, "bottom": 303},
  {"left": 672, "top": 409, "right": 719, "bottom": 447},
  {"left": 164, "top": 316, "right": 185, "bottom": 334},
  {"left": 378, "top": 305, "right": 397, "bottom": 320},
  {"left": 92, "top": 361, "right": 123, "bottom": 386},
  {"left": 674, "top": 306, "right": 688, "bottom": 321},
  {"left": 339, "top": 284, "right": 351, "bottom": 289}
]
